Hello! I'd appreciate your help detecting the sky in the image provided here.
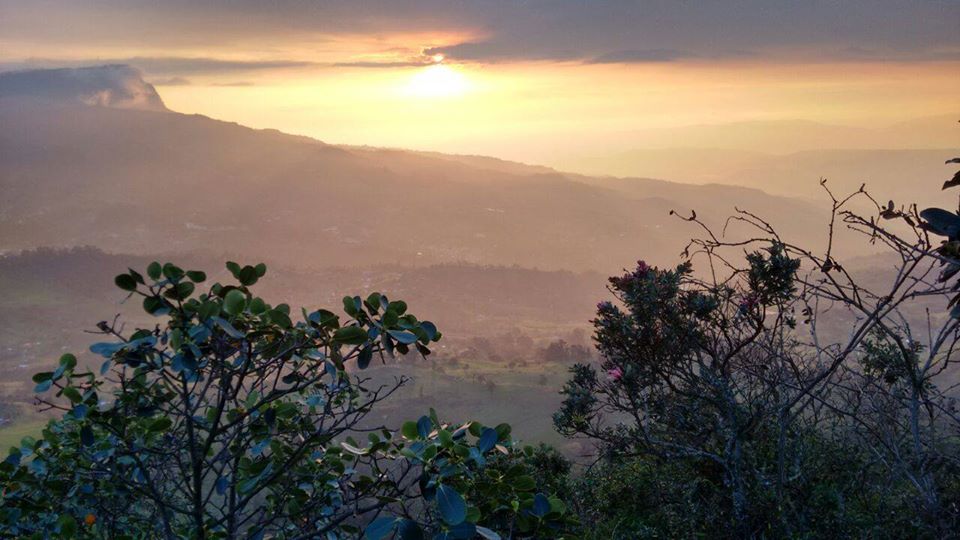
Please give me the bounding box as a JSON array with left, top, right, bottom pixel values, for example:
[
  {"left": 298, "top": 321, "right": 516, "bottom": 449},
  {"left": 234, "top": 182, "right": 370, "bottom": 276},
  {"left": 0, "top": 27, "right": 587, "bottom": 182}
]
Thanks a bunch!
[{"left": 1, "top": 0, "right": 958, "bottom": 164}]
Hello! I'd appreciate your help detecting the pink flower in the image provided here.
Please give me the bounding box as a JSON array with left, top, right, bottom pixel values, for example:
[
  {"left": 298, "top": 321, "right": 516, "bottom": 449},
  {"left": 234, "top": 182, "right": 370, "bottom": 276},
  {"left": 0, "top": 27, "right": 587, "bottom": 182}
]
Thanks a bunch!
[
  {"left": 607, "top": 366, "right": 624, "bottom": 382},
  {"left": 739, "top": 293, "right": 759, "bottom": 312}
]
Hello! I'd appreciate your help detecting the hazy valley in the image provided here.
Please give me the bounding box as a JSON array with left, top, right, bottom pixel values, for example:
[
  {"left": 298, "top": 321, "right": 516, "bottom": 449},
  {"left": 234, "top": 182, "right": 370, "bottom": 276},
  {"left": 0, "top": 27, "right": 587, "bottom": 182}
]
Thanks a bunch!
[{"left": 0, "top": 66, "right": 954, "bottom": 441}]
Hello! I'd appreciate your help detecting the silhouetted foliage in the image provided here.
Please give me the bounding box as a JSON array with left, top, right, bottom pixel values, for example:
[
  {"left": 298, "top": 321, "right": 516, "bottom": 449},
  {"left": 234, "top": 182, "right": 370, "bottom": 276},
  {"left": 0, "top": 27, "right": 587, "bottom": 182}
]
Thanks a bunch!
[{"left": 555, "top": 155, "right": 960, "bottom": 538}]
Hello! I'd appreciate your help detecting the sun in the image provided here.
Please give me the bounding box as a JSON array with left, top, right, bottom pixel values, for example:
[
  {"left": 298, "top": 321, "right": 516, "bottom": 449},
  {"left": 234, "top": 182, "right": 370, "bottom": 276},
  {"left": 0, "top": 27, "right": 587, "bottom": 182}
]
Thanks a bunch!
[{"left": 404, "top": 64, "right": 469, "bottom": 98}]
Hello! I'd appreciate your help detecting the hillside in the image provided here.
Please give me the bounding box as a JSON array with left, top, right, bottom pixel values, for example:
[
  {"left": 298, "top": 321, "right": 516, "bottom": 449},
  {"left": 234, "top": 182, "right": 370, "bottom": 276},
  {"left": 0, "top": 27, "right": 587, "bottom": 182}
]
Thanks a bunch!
[{"left": 0, "top": 66, "right": 854, "bottom": 273}]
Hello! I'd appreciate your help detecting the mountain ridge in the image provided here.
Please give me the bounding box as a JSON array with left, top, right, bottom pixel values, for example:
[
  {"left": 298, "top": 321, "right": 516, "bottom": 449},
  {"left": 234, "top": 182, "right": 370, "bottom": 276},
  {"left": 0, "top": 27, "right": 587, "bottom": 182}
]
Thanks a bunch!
[
  {"left": 0, "top": 65, "right": 868, "bottom": 272},
  {"left": 0, "top": 65, "right": 167, "bottom": 112}
]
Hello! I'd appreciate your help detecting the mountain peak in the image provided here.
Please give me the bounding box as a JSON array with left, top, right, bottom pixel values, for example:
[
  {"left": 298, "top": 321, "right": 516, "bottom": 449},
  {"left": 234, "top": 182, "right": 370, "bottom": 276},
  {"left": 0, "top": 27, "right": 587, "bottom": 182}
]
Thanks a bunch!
[{"left": 0, "top": 65, "right": 167, "bottom": 112}]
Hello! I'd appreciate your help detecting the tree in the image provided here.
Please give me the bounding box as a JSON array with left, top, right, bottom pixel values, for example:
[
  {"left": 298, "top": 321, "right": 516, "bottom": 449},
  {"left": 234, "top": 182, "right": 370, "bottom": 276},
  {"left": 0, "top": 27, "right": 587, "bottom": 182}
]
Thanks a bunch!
[
  {"left": 556, "top": 155, "right": 960, "bottom": 537},
  {"left": 0, "top": 261, "right": 574, "bottom": 539}
]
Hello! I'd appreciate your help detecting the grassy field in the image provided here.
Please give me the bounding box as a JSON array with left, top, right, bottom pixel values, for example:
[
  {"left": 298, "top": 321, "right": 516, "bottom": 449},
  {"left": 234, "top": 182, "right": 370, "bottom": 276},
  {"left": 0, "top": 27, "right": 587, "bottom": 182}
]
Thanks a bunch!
[{"left": 0, "top": 419, "right": 46, "bottom": 450}]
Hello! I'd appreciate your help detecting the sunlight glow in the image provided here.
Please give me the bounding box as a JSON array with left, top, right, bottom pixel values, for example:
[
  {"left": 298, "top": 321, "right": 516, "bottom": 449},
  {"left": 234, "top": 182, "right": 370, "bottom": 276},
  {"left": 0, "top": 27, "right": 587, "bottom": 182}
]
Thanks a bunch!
[{"left": 404, "top": 64, "right": 469, "bottom": 98}]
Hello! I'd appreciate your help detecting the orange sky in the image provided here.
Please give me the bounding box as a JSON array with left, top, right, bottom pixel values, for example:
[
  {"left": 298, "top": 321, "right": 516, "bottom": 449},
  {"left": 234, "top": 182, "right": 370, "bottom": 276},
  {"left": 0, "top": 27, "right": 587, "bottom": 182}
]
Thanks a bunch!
[
  {"left": 2, "top": 1, "right": 958, "bottom": 166},
  {"left": 153, "top": 59, "right": 959, "bottom": 164}
]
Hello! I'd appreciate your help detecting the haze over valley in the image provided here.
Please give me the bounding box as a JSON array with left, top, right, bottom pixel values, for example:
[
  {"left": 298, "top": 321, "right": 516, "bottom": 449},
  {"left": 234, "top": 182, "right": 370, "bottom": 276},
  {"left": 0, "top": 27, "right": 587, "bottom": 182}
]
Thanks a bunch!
[{"left": 1, "top": 64, "right": 955, "bottom": 439}]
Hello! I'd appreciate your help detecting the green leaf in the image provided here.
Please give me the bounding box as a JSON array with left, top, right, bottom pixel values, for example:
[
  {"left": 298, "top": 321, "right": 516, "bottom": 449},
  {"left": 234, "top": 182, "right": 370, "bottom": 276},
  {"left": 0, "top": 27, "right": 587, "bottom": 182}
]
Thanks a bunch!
[
  {"left": 417, "top": 415, "right": 432, "bottom": 438},
  {"left": 333, "top": 326, "right": 368, "bottom": 345},
  {"left": 387, "top": 300, "right": 408, "bottom": 315},
  {"left": 396, "top": 520, "right": 423, "bottom": 540},
  {"left": 226, "top": 261, "right": 241, "bottom": 278},
  {"left": 249, "top": 297, "right": 267, "bottom": 315},
  {"left": 198, "top": 301, "right": 220, "bottom": 320},
  {"left": 465, "top": 506, "right": 480, "bottom": 523},
  {"left": 128, "top": 268, "right": 145, "bottom": 284},
  {"left": 364, "top": 292, "right": 383, "bottom": 314},
  {"left": 58, "top": 514, "right": 77, "bottom": 538},
  {"left": 477, "top": 427, "right": 497, "bottom": 453},
  {"left": 436, "top": 484, "right": 467, "bottom": 525},
  {"left": 223, "top": 290, "right": 246, "bottom": 316},
  {"left": 420, "top": 321, "right": 438, "bottom": 341},
  {"left": 164, "top": 281, "right": 195, "bottom": 301},
  {"left": 401, "top": 421, "right": 419, "bottom": 440},
  {"left": 343, "top": 296, "right": 360, "bottom": 317},
  {"left": 238, "top": 265, "right": 259, "bottom": 286},
  {"left": 114, "top": 273, "right": 137, "bottom": 291},
  {"left": 254, "top": 263, "right": 267, "bottom": 277},
  {"left": 213, "top": 317, "right": 245, "bottom": 339},
  {"left": 267, "top": 309, "right": 292, "bottom": 329},
  {"left": 162, "top": 263, "right": 184, "bottom": 281},
  {"left": 438, "top": 429, "right": 453, "bottom": 447},
  {"left": 920, "top": 208, "right": 960, "bottom": 238},
  {"left": 357, "top": 346, "right": 373, "bottom": 369},
  {"left": 309, "top": 309, "right": 339, "bottom": 328},
  {"left": 532, "top": 493, "right": 550, "bottom": 517},
  {"left": 512, "top": 475, "right": 536, "bottom": 491},
  {"left": 365, "top": 516, "right": 398, "bottom": 540},
  {"left": 148, "top": 417, "right": 173, "bottom": 432},
  {"left": 58, "top": 353, "right": 77, "bottom": 370},
  {"left": 143, "top": 296, "right": 168, "bottom": 315},
  {"left": 186, "top": 270, "right": 207, "bottom": 282},
  {"left": 943, "top": 168, "right": 960, "bottom": 190},
  {"left": 147, "top": 261, "right": 162, "bottom": 280},
  {"left": 80, "top": 425, "right": 95, "bottom": 447},
  {"left": 62, "top": 387, "right": 82, "bottom": 404},
  {"left": 389, "top": 330, "right": 418, "bottom": 344}
]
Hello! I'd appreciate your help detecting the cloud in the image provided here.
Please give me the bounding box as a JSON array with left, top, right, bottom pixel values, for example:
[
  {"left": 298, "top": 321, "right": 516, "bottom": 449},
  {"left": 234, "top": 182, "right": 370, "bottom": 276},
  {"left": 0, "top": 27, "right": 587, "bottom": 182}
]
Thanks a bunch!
[
  {"left": 423, "top": 42, "right": 578, "bottom": 63},
  {"left": 148, "top": 77, "right": 258, "bottom": 87},
  {"left": 587, "top": 49, "right": 697, "bottom": 64},
  {"left": 333, "top": 60, "right": 433, "bottom": 69},
  {"left": 3, "top": 56, "right": 317, "bottom": 77},
  {"left": 122, "top": 57, "right": 316, "bottom": 75},
  {"left": 1, "top": 1, "right": 957, "bottom": 67},
  {"left": 151, "top": 76, "right": 191, "bottom": 86},
  {"left": 0, "top": 65, "right": 167, "bottom": 111},
  {"left": 409, "top": 2, "right": 960, "bottom": 65},
  {"left": 831, "top": 46, "right": 960, "bottom": 62}
]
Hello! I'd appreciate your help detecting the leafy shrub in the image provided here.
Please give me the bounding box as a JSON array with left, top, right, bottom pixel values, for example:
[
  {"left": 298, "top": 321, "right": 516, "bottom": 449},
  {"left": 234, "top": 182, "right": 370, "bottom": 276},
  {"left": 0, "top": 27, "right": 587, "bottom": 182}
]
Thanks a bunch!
[{"left": 0, "top": 261, "right": 573, "bottom": 539}]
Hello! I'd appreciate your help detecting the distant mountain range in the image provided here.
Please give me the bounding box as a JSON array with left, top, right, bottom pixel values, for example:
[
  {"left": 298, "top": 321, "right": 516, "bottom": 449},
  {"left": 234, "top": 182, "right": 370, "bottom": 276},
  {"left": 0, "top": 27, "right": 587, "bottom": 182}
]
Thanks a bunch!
[
  {"left": 558, "top": 115, "right": 958, "bottom": 210},
  {"left": 0, "top": 65, "right": 847, "bottom": 272}
]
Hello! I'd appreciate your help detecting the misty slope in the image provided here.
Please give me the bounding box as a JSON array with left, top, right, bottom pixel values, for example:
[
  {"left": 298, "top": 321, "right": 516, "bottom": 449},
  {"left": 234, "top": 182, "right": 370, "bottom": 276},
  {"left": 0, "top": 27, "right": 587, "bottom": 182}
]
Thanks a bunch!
[
  {"left": 562, "top": 147, "right": 957, "bottom": 209},
  {"left": 725, "top": 148, "right": 957, "bottom": 208},
  {"left": 0, "top": 66, "right": 845, "bottom": 272},
  {"left": 616, "top": 116, "right": 959, "bottom": 154}
]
